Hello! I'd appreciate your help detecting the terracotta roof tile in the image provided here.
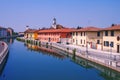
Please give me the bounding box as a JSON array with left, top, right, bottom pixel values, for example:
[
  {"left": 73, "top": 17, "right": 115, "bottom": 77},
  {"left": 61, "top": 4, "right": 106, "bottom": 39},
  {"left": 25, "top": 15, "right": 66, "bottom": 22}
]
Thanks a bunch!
[
  {"left": 72, "top": 26, "right": 102, "bottom": 32},
  {"left": 103, "top": 25, "right": 120, "bottom": 31},
  {"left": 24, "top": 29, "right": 38, "bottom": 33},
  {"left": 38, "top": 28, "right": 73, "bottom": 33}
]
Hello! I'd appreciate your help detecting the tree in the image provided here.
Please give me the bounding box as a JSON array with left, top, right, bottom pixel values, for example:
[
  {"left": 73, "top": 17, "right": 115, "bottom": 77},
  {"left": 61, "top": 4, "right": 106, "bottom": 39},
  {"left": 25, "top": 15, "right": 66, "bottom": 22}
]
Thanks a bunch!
[
  {"left": 111, "top": 24, "right": 117, "bottom": 27},
  {"left": 77, "top": 26, "right": 82, "bottom": 29}
]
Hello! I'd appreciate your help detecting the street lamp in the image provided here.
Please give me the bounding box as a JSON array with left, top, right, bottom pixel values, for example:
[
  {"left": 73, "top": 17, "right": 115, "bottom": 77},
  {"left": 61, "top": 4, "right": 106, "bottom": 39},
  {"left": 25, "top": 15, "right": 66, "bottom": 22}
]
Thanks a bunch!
[
  {"left": 110, "top": 43, "right": 112, "bottom": 59},
  {"left": 86, "top": 42, "right": 88, "bottom": 55}
]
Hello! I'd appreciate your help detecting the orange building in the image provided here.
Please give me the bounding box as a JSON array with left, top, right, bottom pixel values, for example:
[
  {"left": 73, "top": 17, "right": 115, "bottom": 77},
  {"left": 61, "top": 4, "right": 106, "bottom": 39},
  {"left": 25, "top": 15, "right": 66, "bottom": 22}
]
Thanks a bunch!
[
  {"left": 38, "top": 28, "right": 72, "bottom": 44},
  {"left": 24, "top": 29, "right": 38, "bottom": 40}
]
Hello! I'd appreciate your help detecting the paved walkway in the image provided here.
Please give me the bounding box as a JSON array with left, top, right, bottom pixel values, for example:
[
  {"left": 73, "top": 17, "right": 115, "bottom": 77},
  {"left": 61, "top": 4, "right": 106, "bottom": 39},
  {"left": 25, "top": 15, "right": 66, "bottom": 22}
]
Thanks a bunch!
[
  {"left": 0, "top": 41, "right": 8, "bottom": 64},
  {"left": 65, "top": 44, "right": 120, "bottom": 61},
  {"left": 0, "top": 42, "right": 5, "bottom": 54}
]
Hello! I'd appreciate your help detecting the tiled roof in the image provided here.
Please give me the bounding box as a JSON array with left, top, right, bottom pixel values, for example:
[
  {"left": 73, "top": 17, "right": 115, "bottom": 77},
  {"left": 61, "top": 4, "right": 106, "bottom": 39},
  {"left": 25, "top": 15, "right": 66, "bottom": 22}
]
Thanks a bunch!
[
  {"left": 38, "top": 28, "right": 73, "bottom": 33},
  {"left": 103, "top": 25, "right": 120, "bottom": 31},
  {"left": 24, "top": 29, "right": 38, "bottom": 33},
  {"left": 72, "top": 27, "right": 102, "bottom": 32}
]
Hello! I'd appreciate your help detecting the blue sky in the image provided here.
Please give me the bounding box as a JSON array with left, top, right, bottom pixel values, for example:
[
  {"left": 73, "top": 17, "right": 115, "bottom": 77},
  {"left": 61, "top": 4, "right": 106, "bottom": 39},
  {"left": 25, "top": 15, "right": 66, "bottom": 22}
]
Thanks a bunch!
[{"left": 0, "top": 0, "right": 120, "bottom": 32}]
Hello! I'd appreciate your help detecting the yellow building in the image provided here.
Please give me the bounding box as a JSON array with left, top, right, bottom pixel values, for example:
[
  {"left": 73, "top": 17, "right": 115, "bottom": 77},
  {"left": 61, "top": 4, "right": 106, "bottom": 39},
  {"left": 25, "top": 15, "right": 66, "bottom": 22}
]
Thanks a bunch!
[
  {"left": 102, "top": 25, "right": 120, "bottom": 53},
  {"left": 24, "top": 29, "right": 38, "bottom": 40},
  {"left": 72, "top": 27, "right": 103, "bottom": 50}
]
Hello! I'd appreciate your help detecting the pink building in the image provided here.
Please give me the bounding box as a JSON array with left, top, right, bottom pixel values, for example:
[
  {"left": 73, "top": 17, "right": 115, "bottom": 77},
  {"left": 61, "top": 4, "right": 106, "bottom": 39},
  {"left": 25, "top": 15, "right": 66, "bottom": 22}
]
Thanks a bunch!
[{"left": 38, "top": 28, "right": 72, "bottom": 44}]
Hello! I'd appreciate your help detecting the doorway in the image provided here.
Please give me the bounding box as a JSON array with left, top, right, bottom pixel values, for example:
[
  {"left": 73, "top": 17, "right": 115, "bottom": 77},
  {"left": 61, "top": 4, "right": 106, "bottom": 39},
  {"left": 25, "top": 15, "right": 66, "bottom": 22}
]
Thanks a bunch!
[
  {"left": 117, "top": 45, "right": 120, "bottom": 53},
  {"left": 48, "top": 38, "right": 51, "bottom": 42},
  {"left": 76, "top": 40, "right": 78, "bottom": 45}
]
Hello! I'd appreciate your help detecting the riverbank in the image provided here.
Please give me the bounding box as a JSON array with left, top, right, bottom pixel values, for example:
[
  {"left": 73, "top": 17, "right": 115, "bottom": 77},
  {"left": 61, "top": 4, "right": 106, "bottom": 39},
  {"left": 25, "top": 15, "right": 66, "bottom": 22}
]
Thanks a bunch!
[
  {"left": 0, "top": 41, "right": 9, "bottom": 64},
  {"left": 0, "top": 35, "right": 21, "bottom": 39},
  {"left": 17, "top": 37, "right": 120, "bottom": 72},
  {"left": 51, "top": 43, "right": 120, "bottom": 72}
]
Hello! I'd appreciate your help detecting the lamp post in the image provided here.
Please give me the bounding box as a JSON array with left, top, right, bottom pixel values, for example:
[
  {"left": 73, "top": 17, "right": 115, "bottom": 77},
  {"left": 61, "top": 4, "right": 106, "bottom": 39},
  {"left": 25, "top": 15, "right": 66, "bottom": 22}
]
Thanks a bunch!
[
  {"left": 110, "top": 43, "right": 112, "bottom": 60},
  {"left": 86, "top": 42, "right": 88, "bottom": 55}
]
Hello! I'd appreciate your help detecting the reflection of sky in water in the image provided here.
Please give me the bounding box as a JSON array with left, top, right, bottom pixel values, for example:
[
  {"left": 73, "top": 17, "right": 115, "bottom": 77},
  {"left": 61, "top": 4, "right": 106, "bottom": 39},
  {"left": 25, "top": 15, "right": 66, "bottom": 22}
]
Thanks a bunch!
[{"left": 0, "top": 39, "right": 120, "bottom": 80}]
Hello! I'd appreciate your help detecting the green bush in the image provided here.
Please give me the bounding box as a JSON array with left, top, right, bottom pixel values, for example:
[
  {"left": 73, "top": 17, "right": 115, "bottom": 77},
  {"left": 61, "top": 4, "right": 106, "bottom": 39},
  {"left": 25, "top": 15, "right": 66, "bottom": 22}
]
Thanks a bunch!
[{"left": 72, "top": 48, "right": 76, "bottom": 59}]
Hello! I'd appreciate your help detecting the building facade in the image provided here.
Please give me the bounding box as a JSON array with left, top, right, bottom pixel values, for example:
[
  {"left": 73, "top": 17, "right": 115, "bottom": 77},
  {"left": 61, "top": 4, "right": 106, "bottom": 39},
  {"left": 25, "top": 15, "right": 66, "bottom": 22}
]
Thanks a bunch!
[
  {"left": 0, "top": 27, "right": 8, "bottom": 38},
  {"left": 72, "top": 27, "right": 103, "bottom": 50},
  {"left": 38, "top": 28, "right": 72, "bottom": 44},
  {"left": 23, "top": 23, "right": 120, "bottom": 54},
  {"left": 102, "top": 25, "right": 120, "bottom": 53},
  {"left": 7, "top": 27, "right": 14, "bottom": 36},
  {"left": 24, "top": 29, "right": 38, "bottom": 40}
]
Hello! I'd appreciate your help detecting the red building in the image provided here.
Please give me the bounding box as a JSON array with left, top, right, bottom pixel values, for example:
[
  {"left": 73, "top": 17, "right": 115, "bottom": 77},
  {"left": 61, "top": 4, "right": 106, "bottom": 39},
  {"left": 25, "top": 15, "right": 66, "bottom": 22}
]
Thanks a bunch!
[{"left": 38, "top": 28, "right": 72, "bottom": 44}]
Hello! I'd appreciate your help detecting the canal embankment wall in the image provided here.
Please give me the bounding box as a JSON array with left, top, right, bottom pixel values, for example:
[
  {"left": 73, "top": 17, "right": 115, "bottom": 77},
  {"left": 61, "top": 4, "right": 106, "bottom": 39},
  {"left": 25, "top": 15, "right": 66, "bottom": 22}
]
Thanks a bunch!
[
  {"left": 51, "top": 43, "right": 120, "bottom": 72},
  {"left": 0, "top": 41, "right": 9, "bottom": 64},
  {"left": 17, "top": 37, "right": 120, "bottom": 72}
]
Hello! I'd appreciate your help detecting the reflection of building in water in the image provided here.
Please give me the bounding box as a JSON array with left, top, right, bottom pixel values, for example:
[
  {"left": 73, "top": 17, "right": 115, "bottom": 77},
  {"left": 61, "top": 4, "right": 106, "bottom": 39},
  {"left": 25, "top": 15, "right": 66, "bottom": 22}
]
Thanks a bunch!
[
  {"left": 26, "top": 43, "right": 38, "bottom": 50},
  {"left": 24, "top": 42, "right": 120, "bottom": 80},
  {"left": 71, "top": 55, "right": 120, "bottom": 80},
  {"left": 9, "top": 38, "right": 14, "bottom": 44},
  {"left": 25, "top": 43, "right": 65, "bottom": 60},
  {"left": 1, "top": 38, "right": 14, "bottom": 44}
]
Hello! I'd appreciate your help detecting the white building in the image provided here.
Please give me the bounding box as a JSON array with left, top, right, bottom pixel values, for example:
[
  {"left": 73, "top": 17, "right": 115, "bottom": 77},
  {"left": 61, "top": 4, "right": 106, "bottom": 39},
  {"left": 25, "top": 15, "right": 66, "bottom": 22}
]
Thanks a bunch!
[{"left": 0, "top": 27, "right": 7, "bottom": 38}]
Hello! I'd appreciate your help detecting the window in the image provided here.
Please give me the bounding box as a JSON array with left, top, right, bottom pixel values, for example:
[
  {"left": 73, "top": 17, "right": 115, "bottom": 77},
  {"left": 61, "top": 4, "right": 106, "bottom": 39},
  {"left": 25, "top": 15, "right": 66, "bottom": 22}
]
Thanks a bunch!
[
  {"left": 97, "top": 32, "right": 100, "bottom": 37},
  {"left": 110, "top": 42, "right": 114, "bottom": 47},
  {"left": 81, "top": 32, "right": 82, "bottom": 36},
  {"left": 105, "top": 31, "right": 108, "bottom": 36},
  {"left": 117, "top": 36, "right": 120, "bottom": 41},
  {"left": 111, "top": 31, "right": 114, "bottom": 36},
  {"left": 76, "top": 32, "right": 78, "bottom": 36},
  {"left": 76, "top": 40, "right": 78, "bottom": 45},
  {"left": 106, "top": 41, "right": 109, "bottom": 46},
  {"left": 104, "top": 41, "right": 105, "bottom": 46},
  {"left": 104, "top": 41, "right": 109, "bottom": 47},
  {"left": 97, "top": 40, "right": 100, "bottom": 44},
  {"left": 81, "top": 39, "right": 82, "bottom": 44},
  {"left": 73, "top": 39, "right": 75, "bottom": 42},
  {"left": 72, "top": 32, "right": 74, "bottom": 36},
  {"left": 84, "top": 32, "right": 85, "bottom": 36}
]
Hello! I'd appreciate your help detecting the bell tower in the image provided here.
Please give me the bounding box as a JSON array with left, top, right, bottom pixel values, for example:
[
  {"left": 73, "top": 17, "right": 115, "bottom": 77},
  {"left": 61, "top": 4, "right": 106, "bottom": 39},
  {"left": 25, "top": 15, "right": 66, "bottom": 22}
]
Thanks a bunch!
[
  {"left": 26, "top": 25, "right": 29, "bottom": 30},
  {"left": 53, "top": 18, "right": 56, "bottom": 25},
  {"left": 52, "top": 18, "right": 57, "bottom": 29}
]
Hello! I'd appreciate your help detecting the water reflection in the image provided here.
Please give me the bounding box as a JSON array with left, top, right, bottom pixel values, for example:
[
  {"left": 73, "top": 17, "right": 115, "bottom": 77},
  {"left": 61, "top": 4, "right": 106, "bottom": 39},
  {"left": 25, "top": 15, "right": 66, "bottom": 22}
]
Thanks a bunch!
[
  {"left": 70, "top": 55, "right": 120, "bottom": 80},
  {"left": 24, "top": 42, "right": 120, "bottom": 80},
  {"left": 24, "top": 43, "right": 65, "bottom": 60},
  {"left": 0, "top": 38, "right": 15, "bottom": 44}
]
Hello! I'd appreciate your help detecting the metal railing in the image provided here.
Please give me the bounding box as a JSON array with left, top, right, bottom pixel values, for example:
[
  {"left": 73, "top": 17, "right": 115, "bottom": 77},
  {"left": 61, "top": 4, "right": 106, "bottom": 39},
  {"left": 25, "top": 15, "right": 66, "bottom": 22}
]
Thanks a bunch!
[{"left": 51, "top": 42, "right": 120, "bottom": 68}]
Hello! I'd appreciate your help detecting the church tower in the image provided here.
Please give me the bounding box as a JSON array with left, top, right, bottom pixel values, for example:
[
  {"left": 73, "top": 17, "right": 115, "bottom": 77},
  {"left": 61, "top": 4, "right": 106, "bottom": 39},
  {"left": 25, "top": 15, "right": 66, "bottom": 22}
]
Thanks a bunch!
[
  {"left": 52, "top": 18, "right": 57, "bottom": 29},
  {"left": 26, "top": 25, "right": 29, "bottom": 30}
]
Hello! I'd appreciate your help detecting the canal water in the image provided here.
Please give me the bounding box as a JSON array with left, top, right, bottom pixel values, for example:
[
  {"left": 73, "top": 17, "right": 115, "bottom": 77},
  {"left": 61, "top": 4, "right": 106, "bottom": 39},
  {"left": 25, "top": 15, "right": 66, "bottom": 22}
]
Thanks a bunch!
[{"left": 0, "top": 39, "right": 120, "bottom": 80}]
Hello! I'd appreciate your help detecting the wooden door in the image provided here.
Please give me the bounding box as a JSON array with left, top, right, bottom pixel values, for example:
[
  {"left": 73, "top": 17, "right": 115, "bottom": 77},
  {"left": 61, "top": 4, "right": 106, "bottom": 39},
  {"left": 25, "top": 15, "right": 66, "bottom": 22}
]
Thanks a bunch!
[{"left": 117, "top": 45, "right": 120, "bottom": 53}]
